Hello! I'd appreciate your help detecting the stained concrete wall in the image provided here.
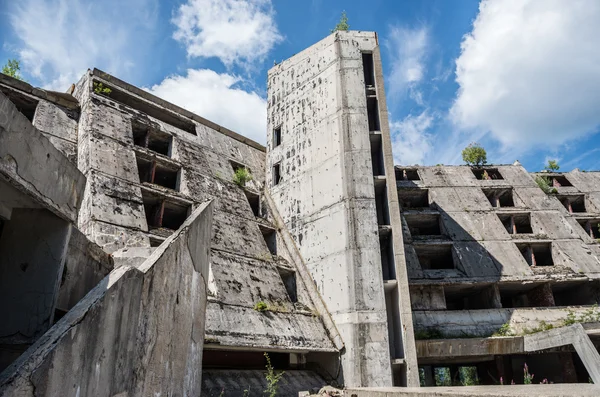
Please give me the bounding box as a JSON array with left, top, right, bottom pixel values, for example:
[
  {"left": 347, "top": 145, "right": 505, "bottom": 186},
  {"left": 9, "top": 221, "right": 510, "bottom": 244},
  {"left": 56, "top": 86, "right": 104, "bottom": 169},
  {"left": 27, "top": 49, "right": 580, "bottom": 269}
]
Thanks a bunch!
[
  {"left": 0, "top": 201, "right": 213, "bottom": 397},
  {"left": 267, "top": 31, "right": 396, "bottom": 387}
]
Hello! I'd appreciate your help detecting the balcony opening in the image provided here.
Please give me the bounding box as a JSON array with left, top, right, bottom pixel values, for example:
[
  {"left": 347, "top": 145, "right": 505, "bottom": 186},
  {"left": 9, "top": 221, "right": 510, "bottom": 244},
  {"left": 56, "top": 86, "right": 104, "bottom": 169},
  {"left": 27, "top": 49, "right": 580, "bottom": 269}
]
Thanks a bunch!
[
  {"left": 273, "top": 163, "right": 281, "bottom": 186},
  {"left": 444, "top": 285, "right": 499, "bottom": 310},
  {"left": 517, "top": 243, "right": 553, "bottom": 267},
  {"left": 132, "top": 120, "right": 172, "bottom": 156},
  {"left": 260, "top": 225, "right": 277, "bottom": 256},
  {"left": 558, "top": 195, "right": 586, "bottom": 213},
  {"left": 375, "top": 181, "right": 390, "bottom": 226},
  {"left": 362, "top": 52, "right": 375, "bottom": 87},
  {"left": 405, "top": 213, "right": 442, "bottom": 237},
  {"left": 243, "top": 190, "right": 261, "bottom": 217},
  {"left": 396, "top": 168, "right": 420, "bottom": 181},
  {"left": 277, "top": 267, "right": 297, "bottom": 303},
  {"left": 370, "top": 134, "right": 385, "bottom": 176},
  {"left": 273, "top": 126, "right": 282, "bottom": 147},
  {"left": 472, "top": 168, "right": 503, "bottom": 180},
  {"left": 483, "top": 188, "right": 514, "bottom": 208},
  {"left": 550, "top": 175, "right": 573, "bottom": 187},
  {"left": 553, "top": 281, "right": 599, "bottom": 306},
  {"left": 380, "top": 233, "right": 396, "bottom": 281},
  {"left": 398, "top": 188, "right": 429, "bottom": 209},
  {"left": 142, "top": 191, "right": 190, "bottom": 231},
  {"left": 136, "top": 156, "right": 180, "bottom": 191},
  {"left": 415, "top": 244, "right": 455, "bottom": 270},
  {"left": 576, "top": 219, "right": 600, "bottom": 238},
  {"left": 500, "top": 283, "right": 555, "bottom": 308},
  {"left": 498, "top": 213, "right": 533, "bottom": 234},
  {"left": 367, "top": 97, "right": 380, "bottom": 132},
  {"left": 0, "top": 87, "right": 38, "bottom": 122}
]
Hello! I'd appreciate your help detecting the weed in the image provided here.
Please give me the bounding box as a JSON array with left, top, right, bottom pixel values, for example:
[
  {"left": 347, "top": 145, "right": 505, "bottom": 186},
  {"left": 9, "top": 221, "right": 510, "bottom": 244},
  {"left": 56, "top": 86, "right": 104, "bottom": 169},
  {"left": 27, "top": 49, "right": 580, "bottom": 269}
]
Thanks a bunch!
[
  {"left": 93, "top": 82, "right": 112, "bottom": 96},
  {"left": 254, "top": 301, "right": 268, "bottom": 312},
  {"left": 492, "top": 323, "right": 514, "bottom": 337},
  {"left": 414, "top": 328, "right": 443, "bottom": 340},
  {"left": 233, "top": 167, "right": 252, "bottom": 187},
  {"left": 264, "top": 352, "right": 285, "bottom": 397}
]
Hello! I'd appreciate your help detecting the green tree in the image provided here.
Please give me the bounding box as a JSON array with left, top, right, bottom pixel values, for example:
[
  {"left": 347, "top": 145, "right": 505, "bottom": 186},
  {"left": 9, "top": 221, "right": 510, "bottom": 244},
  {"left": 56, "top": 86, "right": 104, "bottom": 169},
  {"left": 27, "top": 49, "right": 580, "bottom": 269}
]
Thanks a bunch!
[
  {"left": 1, "top": 59, "right": 24, "bottom": 81},
  {"left": 462, "top": 143, "right": 487, "bottom": 166},
  {"left": 544, "top": 159, "right": 560, "bottom": 172},
  {"left": 331, "top": 11, "right": 349, "bottom": 33}
]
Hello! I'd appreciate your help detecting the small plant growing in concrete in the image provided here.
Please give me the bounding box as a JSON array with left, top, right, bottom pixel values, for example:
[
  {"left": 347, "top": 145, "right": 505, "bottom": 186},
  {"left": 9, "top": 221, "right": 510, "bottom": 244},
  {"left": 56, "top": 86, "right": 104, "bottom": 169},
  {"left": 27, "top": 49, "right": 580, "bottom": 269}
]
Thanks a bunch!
[
  {"left": 492, "top": 322, "right": 514, "bottom": 337},
  {"left": 535, "top": 175, "right": 552, "bottom": 194},
  {"left": 263, "top": 352, "right": 285, "bottom": 397},
  {"left": 523, "top": 363, "right": 534, "bottom": 384},
  {"left": 462, "top": 142, "right": 487, "bottom": 166},
  {"left": 233, "top": 167, "right": 252, "bottom": 187},
  {"left": 93, "top": 82, "right": 112, "bottom": 96},
  {"left": 254, "top": 301, "right": 268, "bottom": 312},
  {"left": 331, "top": 11, "right": 349, "bottom": 33}
]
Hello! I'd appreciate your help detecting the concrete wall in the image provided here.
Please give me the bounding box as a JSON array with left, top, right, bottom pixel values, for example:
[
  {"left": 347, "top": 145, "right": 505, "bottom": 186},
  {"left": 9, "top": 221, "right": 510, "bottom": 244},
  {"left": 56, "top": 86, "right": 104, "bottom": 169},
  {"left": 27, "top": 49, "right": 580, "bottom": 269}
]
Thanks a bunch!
[
  {"left": 0, "top": 201, "right": 213, "bottom": 397},
  {"left": 267, "top": 31, "right": 396, "bottom": 387}
]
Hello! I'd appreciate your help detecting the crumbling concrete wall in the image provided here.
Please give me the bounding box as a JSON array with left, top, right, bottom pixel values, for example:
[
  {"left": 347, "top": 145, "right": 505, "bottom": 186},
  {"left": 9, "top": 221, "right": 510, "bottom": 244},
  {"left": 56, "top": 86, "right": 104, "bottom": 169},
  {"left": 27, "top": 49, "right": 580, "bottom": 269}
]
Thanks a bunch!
[
  {"left": 267, "top": 31, "right": 398, "bottom": 387},
  {"left": 0, "top": 201, "right": 213, "bottom": 397}
]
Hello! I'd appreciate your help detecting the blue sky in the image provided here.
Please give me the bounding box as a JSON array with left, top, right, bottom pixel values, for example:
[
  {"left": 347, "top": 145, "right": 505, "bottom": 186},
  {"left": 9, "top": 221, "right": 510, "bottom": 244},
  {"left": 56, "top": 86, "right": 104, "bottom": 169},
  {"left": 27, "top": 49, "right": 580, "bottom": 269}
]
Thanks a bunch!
[{"left": 2, "top": 0, "right": 600, "bottom": 172}]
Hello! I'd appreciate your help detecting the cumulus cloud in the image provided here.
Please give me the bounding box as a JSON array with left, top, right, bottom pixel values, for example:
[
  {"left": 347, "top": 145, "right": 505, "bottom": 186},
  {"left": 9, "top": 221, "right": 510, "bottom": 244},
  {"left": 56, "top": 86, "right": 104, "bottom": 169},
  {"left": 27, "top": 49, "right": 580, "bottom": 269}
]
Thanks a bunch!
[
  {"left": 172, "top": 0, "right": 283, "bottom": 67},
  {"left": 148, "top": 69, "right": 266, "bottom": 143},
  {"left": 386, "top": 26, "right": 429, "bottom": 100},
  {"left": 7, "top": 0, "right": 157, "bottom": 90},
  {"left": 391, "top": 111, "right": 434, "bottom": 165},
  {"left": 451, "top": 0, "right": 600, "bottom": 148}
]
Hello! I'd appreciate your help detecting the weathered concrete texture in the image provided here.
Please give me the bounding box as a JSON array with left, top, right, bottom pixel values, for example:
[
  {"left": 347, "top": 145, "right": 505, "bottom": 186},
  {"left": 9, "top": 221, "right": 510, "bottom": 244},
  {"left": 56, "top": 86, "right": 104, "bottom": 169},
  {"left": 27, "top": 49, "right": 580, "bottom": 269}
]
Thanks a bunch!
[
  {"left": 0, "top": 201, "right": 213, "bottom": 397},
  {"left": 267, "top": 31, "right": 400, "bottom": 387},
  {"left": 345, "top": 384, "right": 600, "bottom": 397},
  {"left": 0, "top": 91, "right": 85, "bottom": 223}
]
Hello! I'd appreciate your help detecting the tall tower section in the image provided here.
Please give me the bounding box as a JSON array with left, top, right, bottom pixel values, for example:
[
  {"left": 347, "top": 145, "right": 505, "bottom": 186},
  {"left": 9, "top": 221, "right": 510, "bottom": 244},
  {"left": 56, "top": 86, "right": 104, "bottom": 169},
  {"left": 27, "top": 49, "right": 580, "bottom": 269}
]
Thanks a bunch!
[{"left": 266, "top": 31, "right": 418, "bottom": 387}]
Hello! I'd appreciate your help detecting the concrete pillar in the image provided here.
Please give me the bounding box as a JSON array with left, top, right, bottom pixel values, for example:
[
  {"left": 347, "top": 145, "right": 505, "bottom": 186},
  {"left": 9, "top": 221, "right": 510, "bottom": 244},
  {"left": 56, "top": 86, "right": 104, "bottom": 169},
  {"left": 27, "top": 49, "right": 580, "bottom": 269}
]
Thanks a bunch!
[{"left": 560, "top": 352, "right": 578, "bottom": 383}]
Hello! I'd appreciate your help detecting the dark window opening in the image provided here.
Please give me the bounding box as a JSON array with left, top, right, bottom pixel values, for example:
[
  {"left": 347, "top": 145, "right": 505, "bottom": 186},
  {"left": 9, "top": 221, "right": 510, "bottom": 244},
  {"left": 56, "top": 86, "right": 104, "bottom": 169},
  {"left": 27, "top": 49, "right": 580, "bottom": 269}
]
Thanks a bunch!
[
  {"left": 415, "top": 244, "right": 455, "bottom": 270},
  {"left": 483, "top": 188, "right": 514, "bottom": 208},
  {"left": 517, "top": 243, "right": 553, "bottom": 267},
  {"left": 367, "top": 97, "right": 380, "bottom": 132},
  {"left": 472, "top": 168, "right": 503, "bottom": 180},
  {"left": 53, "top": 308, "right": 68, "bottom": 324},
  {"left": 444, "top": 285, "right": 498, "bottom": 310},
  {"left": 136, "top": 156, "right": 180, "bottom": 191},
  {"left": 551, "top": 175, "right": 573, "bottom": 187},
  {"left": 500, "top": 283, "right": 555, "bottom": 308},
  {"left": 405, "top": 213, "right": 442, "bottom": 236},
  {"left": 273, "top": 126, "right": 282, "bottom": 147},
  {"left": 375, "top": 181, "right": 390, "bottom": 225},
  {"left": 243, "top": 189, "right": 261, "bottom": 217},
  {"left": 396, "top": 168, "right": 420, "bottom": 181},
  {"left": 559, "top": 195, "right": 586, "bottom": 213},
  {"left": 273, "top": 163, "right": 281, "bottom": 186},
  {"left": 499, "top": 213, "right": 533, "bottom": 234},
  {"left": 0, "top": 219, "right": 4, "bottom": 241},
  {"left": 94, "top": 81, "right": 197, "bottom": 135},
  {"left": 553, "top": 282, "right": 599, "bottom": 306},
  {"left": 142, "top": 191, "right": 190, "bottom": 231},
  {"left": 362, "top": 53, "right": 375, "bottom": 87},
  {"left": 370, "top": 134, "right": 385, "bottom": 176},
  {"left": 203, "top": 350, "right": 290, "bottom": 370},
  {"left": 278, "top": 267, "right": 297, "bottom": 303},
  {"left": 0, "top": 87, "right": 38, "bottom": 122},
  {"left": 132, "top": 121, "right": 172, "bottom": 156},
  {"left": 260, "top": 225, "right": 277, "bottom": 256},
  {"left": 398, "top": 189, "right": 429, "bottom": 209},
  {"left": 149, "top": 237, "right": 164, "bottom": 247},
  {"left": 380, "top": 233, "right": 396, "bottom": 280},
  {"left": 577, "top": 219, "right": 600, "bottom": 239}
]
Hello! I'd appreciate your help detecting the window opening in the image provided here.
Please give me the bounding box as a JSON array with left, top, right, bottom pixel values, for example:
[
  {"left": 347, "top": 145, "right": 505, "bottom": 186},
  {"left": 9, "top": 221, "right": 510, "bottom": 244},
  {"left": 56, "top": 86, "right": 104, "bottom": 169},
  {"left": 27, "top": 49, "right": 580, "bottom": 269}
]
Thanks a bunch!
[
  {"left": 380, "top": 233, "right": 396, "bottom": 280},
  {"left": 136, "top": 156, "right": 180, "bottom": 191},
  {"left": 551, "top": 175, "right": 573, "bottom": 187},
  {"left": 367, "top": 97, "right": 380, "bottom": 131},
  {"left": 499, "top": 213, "right": 533, "bottom": 234},
  {"left": 483, "top": 188, "right": 514, "bottom": 208},
  {"left": 243, "top": 190, "right": 261, "bottom": 217},
  {"left": 444, "top": 285, "right": 499, "bottom": 310},
  {"left": 415, "top": 244, "right": 455, "bottom": 270},
  {"left": 577, "top": 219, "right": 600, "bottom": 239},
  {"left": 370, "top": 135, "right": 384, "bottom": 176},
  {"left": 142, "top": 191, "right": 190, "bottom": 231},
  {"left": 472, "top": 168, "right": 503, "bottom": 180},
  {"left": 273, "top": 126, "right": 282, "bottom": 147},
  {"left": 132, "top": 121, "right": 172, "bottom": 157},
  {"left": 0, "top": 87, "right": 38, "bottom": 122},
  {"left": 273, "top": 163, "right": 281, "bottom": 186},
  {"left": 277, "top": 267, "right": 297, "bottom": 303},
  {"left": 398, "top": 189, "right": 429, "bottom": 209},
  {"left": 375, "top": 181, "right": 390, "bottom": 225},
  {"left": 396, "top": 168, "right": 420, "bottom": 181},
  {"left": 405, "top": 213, "right": 442, "bottom": 236},
  {"left": 362, "top": 53, "right": 375, "bottom": 87},
  {"left": 559, "top": 195, "right": 586, "bottom": 213},
  {"left": 260, "top": 225, "right": 277, "bottom": 256},
  {"left": 517, "top": 243, "right": 553, "bottom": 267}
]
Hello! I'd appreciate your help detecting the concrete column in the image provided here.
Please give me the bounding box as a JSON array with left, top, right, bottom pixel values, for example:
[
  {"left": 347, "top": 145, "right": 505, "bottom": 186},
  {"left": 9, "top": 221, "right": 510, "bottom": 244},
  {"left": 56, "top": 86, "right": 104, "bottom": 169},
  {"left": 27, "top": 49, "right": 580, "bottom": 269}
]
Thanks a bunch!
[{"left": 560, "top": 352, "right": 578, "bottom": 383}]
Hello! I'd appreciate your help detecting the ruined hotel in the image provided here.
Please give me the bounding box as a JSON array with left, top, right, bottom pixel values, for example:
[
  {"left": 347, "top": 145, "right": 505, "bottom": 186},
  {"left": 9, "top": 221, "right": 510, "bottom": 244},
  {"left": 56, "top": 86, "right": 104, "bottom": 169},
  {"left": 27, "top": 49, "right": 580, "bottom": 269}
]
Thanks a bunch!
[{"left": 1, "top": 31, "right": 600, "bottom": 396}]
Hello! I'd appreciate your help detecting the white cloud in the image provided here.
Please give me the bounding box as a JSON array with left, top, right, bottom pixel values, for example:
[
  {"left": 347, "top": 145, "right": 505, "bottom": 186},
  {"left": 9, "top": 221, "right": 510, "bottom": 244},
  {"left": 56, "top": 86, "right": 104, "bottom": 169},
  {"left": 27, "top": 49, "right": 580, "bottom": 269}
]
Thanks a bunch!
[
  {"left": 386, "top": 26, "right": 429, "bottom": 99},
  {"left": 172, "top": 0, "right": 283, "bottom": 67},
  {"left": 7, "top": 0, "right": 157, "bottom": 90},
  {"left": 148, "top": 69, "right": 266, "bottom": 143},
  {"left": 391, "top": 111, "right": 434, "bottom": 165},
  {"left": 451, "top": 0, "right": 600, "bottom": 148}
]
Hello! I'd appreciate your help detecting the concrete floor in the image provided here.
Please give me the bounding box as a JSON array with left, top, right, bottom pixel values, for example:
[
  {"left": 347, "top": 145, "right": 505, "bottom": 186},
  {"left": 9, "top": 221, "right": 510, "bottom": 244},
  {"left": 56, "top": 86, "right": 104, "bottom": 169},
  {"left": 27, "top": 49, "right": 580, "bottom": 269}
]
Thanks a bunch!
[{"left": 346, "top": 384, "right": 600, "bottom": 396}]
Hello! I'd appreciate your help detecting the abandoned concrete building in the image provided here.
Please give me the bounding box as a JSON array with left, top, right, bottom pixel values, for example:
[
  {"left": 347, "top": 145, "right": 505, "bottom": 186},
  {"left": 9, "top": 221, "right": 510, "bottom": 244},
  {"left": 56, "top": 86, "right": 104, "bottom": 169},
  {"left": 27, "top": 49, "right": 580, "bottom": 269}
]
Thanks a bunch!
[{"left": 1, "top": 30, "right": 600, "bottom": 396}]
